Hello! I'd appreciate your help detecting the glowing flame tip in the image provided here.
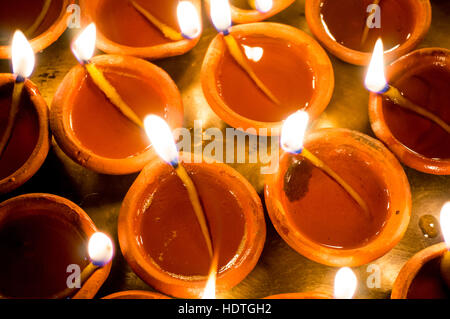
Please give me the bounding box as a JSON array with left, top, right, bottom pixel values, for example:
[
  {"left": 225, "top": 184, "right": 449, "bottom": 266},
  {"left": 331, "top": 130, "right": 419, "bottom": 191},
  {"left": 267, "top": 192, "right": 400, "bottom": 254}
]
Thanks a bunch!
[
  {"left": 255, "top": 0, "right": 273, "bottom": 13},
  {"left": 334, "top": 267, "right": 357, "bottom": 299},
  {"left": 72, "top": 23, "right": 97, "bottom": 63},
  {"left": 210, "top": 0, "right": 232, "bottom": 33},
  {"left": 281, "top": 111, "right": 310, "bottom": 154},
  {"left": 202, "top": 272, "right": 217, "bottom": 299},
  {"left": 177, "top": 1, "right": 201, "bottom": 39},
  {"left": 144, "top": 115, "right": 179, "bottom": 166},
  {"left": 365, "top": 38, "right": 388, "bottom": 93},
  {"left": 12, "top": 30, "right": 35, "bottom": 79},
  {"left": 88, "top": 232, "right": 114, "bottom": 267}
]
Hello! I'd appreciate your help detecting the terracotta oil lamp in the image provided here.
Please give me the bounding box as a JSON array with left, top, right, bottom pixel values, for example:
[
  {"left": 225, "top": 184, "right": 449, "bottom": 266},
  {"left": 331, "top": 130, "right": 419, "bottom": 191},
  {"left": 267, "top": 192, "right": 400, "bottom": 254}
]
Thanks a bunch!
[
  {"left": 50, "top": 25, "right": 183, "bottom": 175},
  {"left": 0, "top": 31, "right": 50, "bottom": 194},
  {"left": 265, "top": 112, "right": 411, "bottom": 267},
  {"left": 264, "top": 267, "right": 357, "bottom": 299},
  {"left": 366, "top": 44, "right": 450, "bottom": 175},
  {"left": 305, "top": 0, "right": 431, "bottom": 65},
  {"left": 202, "top": 1, "right": 334, "bottom": 136},
  {"left": 79, "top": 0, "right": 202, "bottom": 60},
  {"left": 119, "top": 116, "right": 266, "bottom": 298},
  {"left": 204, "top": 0, "right": 295, "bottom": 24},
  {"left": 0, "top": 0, "right": 74, "bottom": 59},
  {"left": 102, "top": 290, "right": 171, "bottom": 299},
  {"left": 0, "top": 194, "right": 113, "bottom": 299},
  {"left": 392, "top": 203, "right": 450, "bottom": 299}
]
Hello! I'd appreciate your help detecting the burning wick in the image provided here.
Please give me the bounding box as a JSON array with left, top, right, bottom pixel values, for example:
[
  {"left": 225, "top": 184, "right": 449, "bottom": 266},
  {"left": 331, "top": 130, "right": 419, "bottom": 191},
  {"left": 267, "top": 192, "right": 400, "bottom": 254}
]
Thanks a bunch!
[
  {"left": 144, "top": 115, "right": 214, "bottom": 258},
  {"left": 177, "top": 1, "right": 202, "bottom": 39},
  {"left": 25, "top": 0, "right": 52, "bottom": 37},
  {"left": 334, "top": 267, "right": 357, "bottom": 299},
  {"left": 281, "top": 111, "right": 371, "bottom": 217},
  {"left": 210, "top": 0, "right": 280, "bottom": 105},
  {"left": 52, "top": 232, "right": 114, "bottom": 299},
  {"left": 439, "top": 202, "right": 450, "bottom": 288},
  {"left": 72, "top": 24, "right": 143, "bottom": 128},
  {"left": 249, "top": 0, "right": 274, "bottom": 13},
  {"left": 0, "top": 31, "right": 35, "bottom": 159},
  {"left": 129, "top": 0, "right": 183, "bottom": 41},
  {"left": 365, "top": 39, "right": 450, "bottom": 135}
]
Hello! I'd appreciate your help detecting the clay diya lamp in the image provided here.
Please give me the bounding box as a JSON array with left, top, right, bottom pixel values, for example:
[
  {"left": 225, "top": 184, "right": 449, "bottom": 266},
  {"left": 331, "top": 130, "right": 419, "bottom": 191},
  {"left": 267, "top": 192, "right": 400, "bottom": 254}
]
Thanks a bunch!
[
  {"left": 102, "top": 290, "right": 171, "bottom": 299},
  {"left": 0, "top": 32, "right": 50, "bottom": 194},
  {"left": 265, "top": 267, "right": 358, "bottom": 299},
  {"left": 205, "top": 0, "right": 295, "bottom": 24},
  {"left": 80, "top": 0, "right": 202, "bottom": 60},
  {"left": 367, "top": 44, "right": 450, "bottom": 175},
  {"left": 0, "top": 0, "right": 74, "bottom": 59},
  {"left": 305, "top": 0, "right": 431, "bottom": 65},
  {"left": 119, "top": 116, "right": 266, "bottom": 298},
  {"left": 392, "top": 243, "right": 450, "bottom": 299},
  {"left": 50, "top": 25, "right": 183, "bottom": 175},
  {"left": 202, "top": 3, "right": 334, "bottom": 136},
  {"left": 0, "top": 194, "right": 113, "bottom": 299},
  {"left": 265, "top": 112, "right": 411, "bottom": 267},
  {"left": 392, "top": 203, "right": 450, "bottom": 299}
]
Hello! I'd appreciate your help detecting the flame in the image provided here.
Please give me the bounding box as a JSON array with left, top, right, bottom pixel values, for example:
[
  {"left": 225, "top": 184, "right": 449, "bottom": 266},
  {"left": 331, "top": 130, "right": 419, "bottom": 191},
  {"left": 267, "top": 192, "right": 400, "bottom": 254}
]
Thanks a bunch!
[
  {"left": 210, "top": 0, "right": 232, "bottom": 33},
  {"left": 72, "top": 23, "right": 96, "bottom": 63},
  {"left": 365, "top": 38, "right": 388, "bottom": 93},
  {"left": 255, "top": 0, "right": 273, "bottom": 13},
  {"left": 88, "top": 232, "right": 114, "bottom": 267},
  {"left": 243, "top": 45, "right": 264, "bottom": 63},
  {"left": 440, "top": 202, "right": 450, "bottom": 248},
  {"left": 202, "top": 271, "right": 217, "bottom": 299},
  {"left": 144, "top": 115, "right": 179, "bottom": 166},
  {"left": 334, "top": 267, "right": 357, "bottom": 299},
  {"left": 12, "top": 31, "right": 35, "bottom": 79},
  {"left": 202, "top": 251, "right": 219, "bottom": 299},
  {"left": 177, "top": 1, "right": 201, "bottom": 39},
  {"left": 202, "top": 260, "right": 219, "bottom": 299},
  {"left": 281, "top": 111, "right": 310, "bottom": 154}
]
